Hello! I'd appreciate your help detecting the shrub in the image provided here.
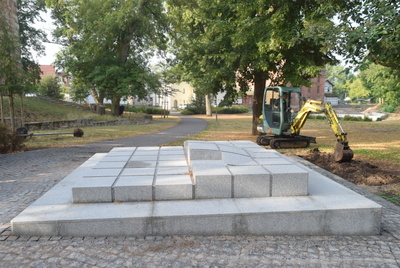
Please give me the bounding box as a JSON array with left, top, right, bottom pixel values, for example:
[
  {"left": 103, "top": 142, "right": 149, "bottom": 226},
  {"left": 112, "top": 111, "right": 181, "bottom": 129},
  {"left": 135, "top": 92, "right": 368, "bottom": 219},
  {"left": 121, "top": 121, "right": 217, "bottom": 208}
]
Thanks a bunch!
[
  {"left": 145, "top": 107, "right": 170, "bottom": 115},
  {"left": 342, "top": 115, "right": 372, "bottom": 122},
  {"left": 382, "top": 104, "right": 395, "bottom": 113},
  {"left": 0, "top": 124, "right": 25, "bottom": 154},
  {"left": 308, "top": 115, "right": 326, "bottom": 120},
  {"left": 180, "top": 106, "right": 206, "bottom": 115},
  {"left": 214, "top": 106, "right": 250, "bottom": 114}
]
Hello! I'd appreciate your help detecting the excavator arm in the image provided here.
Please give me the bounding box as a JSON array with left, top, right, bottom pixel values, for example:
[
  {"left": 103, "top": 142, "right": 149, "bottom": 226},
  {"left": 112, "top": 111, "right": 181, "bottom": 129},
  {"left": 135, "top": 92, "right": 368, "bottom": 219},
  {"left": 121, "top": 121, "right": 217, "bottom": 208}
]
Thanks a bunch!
[{"left": 290, "top": 100, "right": 354, "bottom": 162}]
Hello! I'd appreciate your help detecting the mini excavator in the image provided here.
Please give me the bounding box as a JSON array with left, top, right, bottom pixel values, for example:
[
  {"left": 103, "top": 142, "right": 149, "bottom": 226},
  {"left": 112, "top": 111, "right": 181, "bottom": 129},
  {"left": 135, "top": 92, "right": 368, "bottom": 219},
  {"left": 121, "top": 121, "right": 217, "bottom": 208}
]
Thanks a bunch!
[{"left": 256, "top": 86, "right": 354, "bottom": 162}]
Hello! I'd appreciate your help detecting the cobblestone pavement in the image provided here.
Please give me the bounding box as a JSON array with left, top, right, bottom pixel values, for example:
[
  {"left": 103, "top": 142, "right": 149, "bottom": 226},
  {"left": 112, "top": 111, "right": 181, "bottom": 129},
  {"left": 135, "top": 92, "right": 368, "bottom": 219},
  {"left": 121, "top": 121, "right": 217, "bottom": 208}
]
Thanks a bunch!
[{"left": 1, "top": 117, "right": 400, "bottom": 267}]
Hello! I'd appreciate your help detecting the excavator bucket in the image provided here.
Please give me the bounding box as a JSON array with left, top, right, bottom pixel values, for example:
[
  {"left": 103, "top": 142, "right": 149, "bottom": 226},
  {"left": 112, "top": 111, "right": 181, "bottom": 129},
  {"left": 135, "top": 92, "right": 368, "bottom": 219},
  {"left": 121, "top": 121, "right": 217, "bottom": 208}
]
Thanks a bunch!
[{"left": 334, "top": 141, "right": 354, "bottom": 162}]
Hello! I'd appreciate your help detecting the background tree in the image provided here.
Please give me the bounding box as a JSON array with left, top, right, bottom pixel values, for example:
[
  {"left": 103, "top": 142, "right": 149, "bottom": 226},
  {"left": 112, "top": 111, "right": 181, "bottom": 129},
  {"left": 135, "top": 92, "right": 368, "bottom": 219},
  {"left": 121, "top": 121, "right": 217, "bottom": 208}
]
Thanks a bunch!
[
  {"left": 47, "top": 0, "right": 169, "bottom": 116},
  {"left": 361, "top": 64, "right": 400, "bottom": 107},
  {"left": 343, "top": 0, "right": 400, "bottom": 71},
  {"left": 38, "top": 75, "right": 63, "bottom": 99},
  {"left": 346, "top": 78, "right": 370, "bottom": 101},
  {"left": 325, "top": 64, "right": 355, "bottom": 99},
  {"left": 0, "top": 0, "right": 46, "bottom": 129},
  {"left": 167, "top": 0, "right": 355, "bottom": 134},
  {"left": 0, "top": 12, "right": 22, "bottom": 130}
]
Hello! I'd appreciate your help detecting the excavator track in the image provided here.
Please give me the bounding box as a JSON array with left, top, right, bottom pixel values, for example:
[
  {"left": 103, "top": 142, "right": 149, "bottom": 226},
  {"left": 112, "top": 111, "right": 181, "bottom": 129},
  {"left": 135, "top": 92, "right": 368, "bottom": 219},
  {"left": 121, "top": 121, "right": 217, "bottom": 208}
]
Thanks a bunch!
[
  {"left": 269, "top": 138, "right": 310, "bottom": 149},
  {"left": 257, "top": 135, "right": 312, "bottom": 149}
]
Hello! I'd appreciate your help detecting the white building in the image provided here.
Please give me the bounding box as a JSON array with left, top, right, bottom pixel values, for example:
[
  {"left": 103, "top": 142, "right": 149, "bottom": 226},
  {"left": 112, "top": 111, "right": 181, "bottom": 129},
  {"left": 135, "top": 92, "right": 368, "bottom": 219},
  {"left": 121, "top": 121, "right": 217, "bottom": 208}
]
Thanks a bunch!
[{"left": 324, "top": 80, "right": 339, "bottom": 106}]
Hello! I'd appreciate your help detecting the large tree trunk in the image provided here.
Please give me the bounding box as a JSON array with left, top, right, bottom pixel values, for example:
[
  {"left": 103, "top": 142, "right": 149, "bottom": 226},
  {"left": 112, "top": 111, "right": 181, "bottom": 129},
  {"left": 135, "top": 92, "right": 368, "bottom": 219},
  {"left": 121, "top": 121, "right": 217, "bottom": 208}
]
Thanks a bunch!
[
  {"left": 8, "top": 93, "right": 15, "bottom": 131},
  {"left": 111, "top": 94, "right": 121, "bottom": 116},
  {"left": 0, "top": 89, "right": 4, "bottom": 124},
  {"left": 205, "top": 94, "right": 212, "bottom": 116},
  {"left": 251, "top": 72, "right": 266, "bottom": 135},
  {"left": 19, "top": 94, "right": 24, "bottom": 127}
]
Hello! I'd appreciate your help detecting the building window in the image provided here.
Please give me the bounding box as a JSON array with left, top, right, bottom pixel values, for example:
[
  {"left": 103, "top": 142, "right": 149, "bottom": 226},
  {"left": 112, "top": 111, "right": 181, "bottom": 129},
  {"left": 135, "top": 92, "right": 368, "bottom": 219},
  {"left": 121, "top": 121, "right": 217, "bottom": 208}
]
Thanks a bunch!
[{"left": 317, "top": 86, "right": 320, "bottom": 93}]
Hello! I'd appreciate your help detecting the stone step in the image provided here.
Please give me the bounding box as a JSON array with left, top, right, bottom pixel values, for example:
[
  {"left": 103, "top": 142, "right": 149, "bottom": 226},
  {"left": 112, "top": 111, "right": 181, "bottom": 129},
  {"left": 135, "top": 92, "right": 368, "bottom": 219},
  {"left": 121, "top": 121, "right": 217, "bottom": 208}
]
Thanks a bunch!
[{"left": 70, "top": 141, "right": 309, "bottom": 203}]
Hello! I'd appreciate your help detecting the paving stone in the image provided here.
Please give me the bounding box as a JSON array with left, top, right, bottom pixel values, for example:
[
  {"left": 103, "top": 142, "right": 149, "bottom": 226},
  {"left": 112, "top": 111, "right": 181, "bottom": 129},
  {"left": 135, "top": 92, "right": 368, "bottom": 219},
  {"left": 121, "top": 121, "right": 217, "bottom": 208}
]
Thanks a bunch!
[
  {"left": 110, "top": 147, "right": 136, "bottom": 152},
  {"left": 154, "top": 175, "right": 193, "bottom": 200},
  {"left": 217, "top": 144, "right": 248, "bottom": 155},
  {"left": 92, "top": 162, "right": 126, "bottom": 169},
  {"left": 101, "top": 156, "right": 131, "bottom": 162},
  {"left": 125, "top": 161, "right": 157, "bottom": 168},
  {"left": 158, "top": 155, "right": 187, "bottom": 161},
  {"left": 157, "top": 160, "right": 188, "bottom": 167},
  {"left": 120, "top": 168, "right": 155, "bottom": 176},
  {"left": 106, "top": 151, "right": 134, "bottom": 157},
  {"left": 113, "top": 176, "right": 153, "bottom": 202},
  {"left": 129, "top": 155, "right": 158, "bottom": 161},
  {"left": 156, "top": 166, "right": 190, "bottom": 175},
  {"left": 222, "top": 152, "right": 258, "bottom": 166},
  {"left": 254, "top": 158, "right": 293, "bottom": 165}
]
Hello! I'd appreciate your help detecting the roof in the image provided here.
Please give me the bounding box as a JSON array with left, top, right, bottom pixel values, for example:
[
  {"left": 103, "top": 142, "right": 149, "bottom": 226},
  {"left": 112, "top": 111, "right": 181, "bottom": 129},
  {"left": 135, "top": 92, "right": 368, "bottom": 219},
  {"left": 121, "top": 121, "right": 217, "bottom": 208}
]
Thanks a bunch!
[
  {"left": 325, "top": 79, "right": 334, "bottom": 86},
  {"left": 39, "top": 65, "right": 56, "bottom": 77}
]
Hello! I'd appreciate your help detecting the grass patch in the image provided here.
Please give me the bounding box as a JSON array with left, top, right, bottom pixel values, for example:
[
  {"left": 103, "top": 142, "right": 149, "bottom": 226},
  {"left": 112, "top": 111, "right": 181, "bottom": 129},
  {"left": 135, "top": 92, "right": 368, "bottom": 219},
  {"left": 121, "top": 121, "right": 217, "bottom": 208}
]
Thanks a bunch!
[
  {"left": 167, "top": 114, "right": 400, "bottom": 164},
  {"left": 22, "top": 117, "right": 180, "bottom": 150},
  {"left": 2, "top": 96, "right": 97, "bottom": 121},
  {"left": 378, "top": 191, "right": 400, "bottom": 206}
]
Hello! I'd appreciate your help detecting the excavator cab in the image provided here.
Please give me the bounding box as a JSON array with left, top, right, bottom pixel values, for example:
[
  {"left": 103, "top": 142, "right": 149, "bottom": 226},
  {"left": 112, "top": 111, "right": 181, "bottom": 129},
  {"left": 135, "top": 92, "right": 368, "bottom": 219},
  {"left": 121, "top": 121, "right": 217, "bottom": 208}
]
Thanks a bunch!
[{"left": 260, "top": 87, "right": 302, "bottom": 135}]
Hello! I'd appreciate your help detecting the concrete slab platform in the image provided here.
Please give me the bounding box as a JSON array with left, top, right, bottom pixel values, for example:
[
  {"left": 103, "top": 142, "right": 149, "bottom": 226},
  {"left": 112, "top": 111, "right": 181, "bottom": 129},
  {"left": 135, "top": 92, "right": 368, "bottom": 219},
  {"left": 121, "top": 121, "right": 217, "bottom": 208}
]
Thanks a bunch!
[{"left": 11, "top": 141, "right": 382, "bottom": 237}]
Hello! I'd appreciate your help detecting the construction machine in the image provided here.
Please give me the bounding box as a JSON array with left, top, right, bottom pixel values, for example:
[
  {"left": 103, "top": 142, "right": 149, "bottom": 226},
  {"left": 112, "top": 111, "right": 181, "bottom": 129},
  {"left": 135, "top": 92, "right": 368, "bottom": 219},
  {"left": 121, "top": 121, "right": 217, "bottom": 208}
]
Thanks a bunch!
[{"left": 256, "top": 86, "right": 354, "bottom": 162}]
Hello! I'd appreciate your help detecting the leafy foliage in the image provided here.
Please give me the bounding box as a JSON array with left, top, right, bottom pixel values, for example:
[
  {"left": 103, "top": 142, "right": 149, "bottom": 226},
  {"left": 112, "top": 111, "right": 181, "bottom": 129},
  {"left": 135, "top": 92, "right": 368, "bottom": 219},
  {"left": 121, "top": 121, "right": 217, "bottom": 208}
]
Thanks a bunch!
[
  {"left": 38, "top": 75, "right": 63, "bottom": 99},
  {"left": 214, "top": 106, "right": 250, "bottom": 114},
  {"left": 47, "top": 0, "right": 169, "bottom": 115},
  {"left": 0, "top": 124, "right": 25, "bottom": 154},
  {"left": 167, "top": 0, "right": 353, "bottom": 134},
  {"left": 342, "top": 0, "right": 400, "bottom": 70}
]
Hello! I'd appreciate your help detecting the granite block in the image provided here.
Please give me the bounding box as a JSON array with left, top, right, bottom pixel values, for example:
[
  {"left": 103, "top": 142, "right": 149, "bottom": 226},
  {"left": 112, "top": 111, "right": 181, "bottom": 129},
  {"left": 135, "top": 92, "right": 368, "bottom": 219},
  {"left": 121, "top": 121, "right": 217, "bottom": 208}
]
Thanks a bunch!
[
  {"left": 228, "top": 166, "right": 271, "bottom": 198},
  {"left": 154, "top": 175, "right": 193, "bottom": 200},
  {"left": 113, "top": 176, "right": 153, "bottom": 202},
  {"left": 72, "top": 177, "right": 117, "bottom": 203},
  {"left": 191, "top": 161, "right": 232, "bottom": 199},
  {"left": 185, "top": 141, "right": 221, "bottom": 161},
  {"left": 263, "top": 164, "right": 308, "bottom": 196}
]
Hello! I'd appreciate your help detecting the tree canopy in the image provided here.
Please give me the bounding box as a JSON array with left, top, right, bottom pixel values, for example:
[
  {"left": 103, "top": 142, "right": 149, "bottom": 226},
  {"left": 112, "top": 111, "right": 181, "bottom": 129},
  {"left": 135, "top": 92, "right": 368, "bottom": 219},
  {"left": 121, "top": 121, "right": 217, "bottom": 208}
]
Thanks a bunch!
[
  {"left": 167, "top": 0, "right": 356, "bottom": 133},
  {"left": 47, "top": 0, "right": 169, "bottom": 115},
  {"left": 343, "top": 0, "right": 400, "bottom": 71}
]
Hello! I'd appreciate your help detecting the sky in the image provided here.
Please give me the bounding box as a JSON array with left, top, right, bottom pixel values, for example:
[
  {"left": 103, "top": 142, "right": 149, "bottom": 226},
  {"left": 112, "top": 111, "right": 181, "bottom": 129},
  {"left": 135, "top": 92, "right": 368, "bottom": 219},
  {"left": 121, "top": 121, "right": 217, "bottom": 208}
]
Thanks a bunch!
[{"left": 31, "top": 10, "right": 61, "bottom": 65}]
